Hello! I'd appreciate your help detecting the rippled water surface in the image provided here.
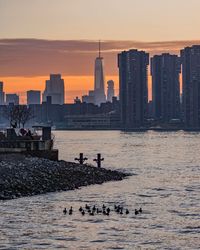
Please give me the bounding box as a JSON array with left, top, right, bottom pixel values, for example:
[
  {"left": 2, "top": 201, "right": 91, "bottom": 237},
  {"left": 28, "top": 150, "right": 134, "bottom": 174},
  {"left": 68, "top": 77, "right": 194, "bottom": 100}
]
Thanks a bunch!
[{"left": 0, "top": 131, "right": 200, "bottom": 249}]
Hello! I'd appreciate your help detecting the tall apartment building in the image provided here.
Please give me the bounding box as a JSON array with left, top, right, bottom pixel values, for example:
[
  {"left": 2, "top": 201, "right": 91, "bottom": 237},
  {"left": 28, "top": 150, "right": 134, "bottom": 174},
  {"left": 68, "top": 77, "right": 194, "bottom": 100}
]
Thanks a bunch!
[
  {"left": 151, "top": 53, "right": 181, "bottom": 122},
  {"left": 181, "top": 45, "right": 200, "bottom": 128},
  {"left": 118, "top": 49, "right": 149, "bottom": 128}
]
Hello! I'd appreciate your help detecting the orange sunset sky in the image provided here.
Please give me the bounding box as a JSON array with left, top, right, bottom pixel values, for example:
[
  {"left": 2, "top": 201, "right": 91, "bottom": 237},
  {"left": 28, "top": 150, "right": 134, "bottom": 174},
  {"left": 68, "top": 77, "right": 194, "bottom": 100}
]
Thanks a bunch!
[
  {"left": 1, "top": 0, "right": 200, "bottom": 103},
  {"left": 1, "top": 75, "right": 119, "bottom": 104}
]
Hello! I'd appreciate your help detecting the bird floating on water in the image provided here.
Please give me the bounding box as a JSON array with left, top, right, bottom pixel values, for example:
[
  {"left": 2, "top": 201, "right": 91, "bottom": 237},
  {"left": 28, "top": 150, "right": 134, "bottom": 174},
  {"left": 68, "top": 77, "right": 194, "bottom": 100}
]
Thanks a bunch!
[
  {"left": 85, "top": 204, "right": 90, "bottom": 210},
  {"left": 135, "top": 209, "right": 139, "bottom": 215},
  {"left": 62, "top": 203, "right": 142, "bottom": 217},
  {"left": 69, "top": 206, "right": 73, "bottom": 215}
]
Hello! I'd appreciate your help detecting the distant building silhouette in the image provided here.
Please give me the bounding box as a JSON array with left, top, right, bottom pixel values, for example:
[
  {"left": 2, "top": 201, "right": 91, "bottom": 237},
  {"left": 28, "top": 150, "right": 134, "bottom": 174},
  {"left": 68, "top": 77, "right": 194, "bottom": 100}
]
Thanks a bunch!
[
  {"left": 74, "top": 96, "right": 81, "bottom": 104},
  {"left": 151, "top": 53, "right": 181, "bottom": 122},
  {"left": 27, "top": 90, "right": 41, "bottom": 105},
  {"left": 0, "top": 82, "right": 5, "bottom": 105},
  {"left": 43, "top": 74, "right": 65, "bottom": 104},
  {"left": 0, "top": 82, "right": 3, "bottom": 92},
  {"left": 148, "top": 100, "right": 153, "bottom": 119},
  {"left": 6, "top": 94, "right": 19, "bottom": 105},
  {"left": 94, "top": 41, "right": 106, "bottom": 106},
  {"left": 181, "top": 45, "right": 200, "bottom": 128},
  {"left": 118, "top": 49, "right": 149, "bottom": 128},
  {"left": 82, "top": 90, "right": 95, "bottom": 104},
  {"left": 107, "top": 80, "right": 115, "bottom": 102}
]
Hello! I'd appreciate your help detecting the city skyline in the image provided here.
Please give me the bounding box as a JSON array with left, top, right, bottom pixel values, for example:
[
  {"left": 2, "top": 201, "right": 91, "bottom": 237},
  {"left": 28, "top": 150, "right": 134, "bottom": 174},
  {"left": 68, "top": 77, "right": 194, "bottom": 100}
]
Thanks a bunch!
[
  {"left": 2, "top": 39, "right": 200, "bottom": 103},
  {"left": 1, "top": 2, "right": 200, "bottom": 249},
  {"left": 1, "top": 0, "right": 200, "bottom": 103}
]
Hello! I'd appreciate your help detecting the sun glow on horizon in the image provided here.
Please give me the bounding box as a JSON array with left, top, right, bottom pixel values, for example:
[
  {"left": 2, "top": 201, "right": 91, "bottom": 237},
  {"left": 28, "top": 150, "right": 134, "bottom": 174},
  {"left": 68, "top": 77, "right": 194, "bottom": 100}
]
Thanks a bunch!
[{"left": 1, "top": 75, "right": 120, "bottom": 104}]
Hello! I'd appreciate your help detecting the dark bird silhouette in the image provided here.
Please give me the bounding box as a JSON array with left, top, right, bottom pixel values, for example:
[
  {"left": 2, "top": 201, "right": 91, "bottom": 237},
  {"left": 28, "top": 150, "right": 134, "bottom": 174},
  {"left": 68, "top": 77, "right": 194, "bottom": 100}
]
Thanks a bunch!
[
  {"left": 139, "top": 207, "right": 142, "bottom": 213},
  {"left": 89, "top": 211, "right": 94, "bottom": 216},
  {"left": 135, "top": 209, "right": 139, "bottom": 215},
  {"left": 92, "top": 205, "right": 96, "bottom": 212},
  {"left": 79, "top": 206, "right": 83, "bottom": 212},
  {"left": 97, "top": 208, "right": 102, "bottom": 214},
  {"left": 106, "top": 207, "right": 110, "bottom": 214},
  {"left": 103, "top": 210, "right": 107, "bottom": 215},
  {"left": 85, "top": 204, "right": 90, "bottom": 210},
  {"left": 116, "top": 206, "right": 120, "bottom": 213},
  {"left": 102, "top": 204, "right": 106, "bottom": 209},
  {"left": 63, "top": 208, "right": 67, "bottom": 215},
  {"left": 120, "top": 209, "right": 123, "bottom": 215},
  {"left": 81, "top": 210, "right": 85, "bottom": 216},
  {"left": 125, "top": 209, "right": 129, "bottom": 215},
  {"left": 69, "top": 206, "right": 73, "bottom": 215}
]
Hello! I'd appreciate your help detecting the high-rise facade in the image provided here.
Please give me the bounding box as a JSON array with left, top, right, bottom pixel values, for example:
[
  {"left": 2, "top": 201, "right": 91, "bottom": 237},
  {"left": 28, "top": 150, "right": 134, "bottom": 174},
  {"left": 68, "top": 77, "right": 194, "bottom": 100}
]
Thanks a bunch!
[
  {"left": 181, "top": 45, "right": 200, "bottom": 128},
  {"left": 82, "top": 90, "right": 95, "bottom": 104},
  {"left": 118, "top": 49, "right": 149, "bottom": 128},
  {"left": 0, "top": 82, "right": 5, "bottom": 105},
  {"left": 94, "top": 41, "right": 106, "bottom": 106},
  {"left": 43, "top": 74, "right": 65, "bottom": 105},
  {"left": 6, "top": 94, "right": 19, "bottom": 105},
  {"left": 151, "top": 53, "right": 181, "bottom": 122},
  {"left": 107, "top": 80, "right": 115, "bottom": 102},
  {"left": 27, "top": 90, "right": 41, "bottom": 105}
]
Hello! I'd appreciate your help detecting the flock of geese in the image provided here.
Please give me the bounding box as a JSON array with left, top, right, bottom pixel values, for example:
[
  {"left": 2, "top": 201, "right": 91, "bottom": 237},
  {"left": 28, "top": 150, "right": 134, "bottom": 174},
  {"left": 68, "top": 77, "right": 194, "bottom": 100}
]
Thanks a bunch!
[{"left": 63, "top": 204, "right": 142, "bottom": 216}]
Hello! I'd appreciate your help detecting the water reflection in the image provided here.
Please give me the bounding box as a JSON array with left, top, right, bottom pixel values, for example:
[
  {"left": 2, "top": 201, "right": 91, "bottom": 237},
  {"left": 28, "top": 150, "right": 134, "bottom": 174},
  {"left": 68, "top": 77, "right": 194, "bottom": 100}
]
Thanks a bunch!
[{"left": 0, "top": 131, "right": 200, "bottom": 249}]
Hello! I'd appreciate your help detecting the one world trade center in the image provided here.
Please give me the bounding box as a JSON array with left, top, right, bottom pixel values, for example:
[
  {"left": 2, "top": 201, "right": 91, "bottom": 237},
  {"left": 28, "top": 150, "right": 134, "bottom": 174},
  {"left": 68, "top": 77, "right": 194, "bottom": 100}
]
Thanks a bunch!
[{"left": 94, "top": 41, "right": 106, "bottom": 106}]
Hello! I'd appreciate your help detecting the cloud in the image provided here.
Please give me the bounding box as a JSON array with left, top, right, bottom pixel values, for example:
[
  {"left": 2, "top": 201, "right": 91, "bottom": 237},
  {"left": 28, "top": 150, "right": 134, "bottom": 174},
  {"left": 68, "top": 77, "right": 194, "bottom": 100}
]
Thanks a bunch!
[{"left": 0, "top": 39, "right": 200, "bottom": 77}]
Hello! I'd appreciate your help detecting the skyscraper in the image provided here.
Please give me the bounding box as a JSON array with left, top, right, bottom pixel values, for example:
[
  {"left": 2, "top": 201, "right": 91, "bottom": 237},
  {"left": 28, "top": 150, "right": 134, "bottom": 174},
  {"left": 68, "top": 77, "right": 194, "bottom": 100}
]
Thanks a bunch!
[
  {"left": 27, "top": 90, "right": 41, "bottom": 105},
  {"left": 94, "top": 41, "right": 106, "bottom": 106},
  {"left": 6, "top": 94, "right": 19, "bottom": 105},
  {"left": 43, "top": 74, "right": 65, "bottom": 105},
  {"left": 181, "top": 45, "right": 200, "bottom": 128},
  {"left": 118, "top": 49, "right": 149, "bottom": 129},
  {"left": 107, "top": 80, "right": 115, "bottom": 102},
  {"left": 0, "top": 82, "right": 5, "bottom": 105},
  {"left": 151, "top": 53, "right": 181, "bottom": 122}
]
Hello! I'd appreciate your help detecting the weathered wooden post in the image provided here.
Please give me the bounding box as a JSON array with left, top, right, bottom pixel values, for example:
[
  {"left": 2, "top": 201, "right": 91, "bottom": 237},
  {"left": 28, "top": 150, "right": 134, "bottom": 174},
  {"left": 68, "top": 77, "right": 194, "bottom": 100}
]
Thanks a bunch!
[
  {"left": 74, "top": 153, "right": 88, "bottom": 164},
  {"left": 93, "top": 153, "right": 104, "bottom": 168}
]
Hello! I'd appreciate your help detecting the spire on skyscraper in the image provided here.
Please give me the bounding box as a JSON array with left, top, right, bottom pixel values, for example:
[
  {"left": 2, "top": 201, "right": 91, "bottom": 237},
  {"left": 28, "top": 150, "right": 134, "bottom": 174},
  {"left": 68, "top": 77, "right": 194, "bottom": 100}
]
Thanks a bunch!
[
  {"left": 98, "top": 40, "right": 101, "bottom": 58},
  {"left": 94, "top": 40, "right": 106, "bottom": 105}
]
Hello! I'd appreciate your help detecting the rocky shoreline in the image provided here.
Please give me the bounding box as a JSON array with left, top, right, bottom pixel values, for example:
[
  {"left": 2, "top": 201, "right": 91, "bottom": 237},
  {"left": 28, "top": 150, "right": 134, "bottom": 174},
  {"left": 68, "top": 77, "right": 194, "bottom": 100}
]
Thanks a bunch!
[{"left": 0, "top": 154, "right": 130, "bottom": 200}]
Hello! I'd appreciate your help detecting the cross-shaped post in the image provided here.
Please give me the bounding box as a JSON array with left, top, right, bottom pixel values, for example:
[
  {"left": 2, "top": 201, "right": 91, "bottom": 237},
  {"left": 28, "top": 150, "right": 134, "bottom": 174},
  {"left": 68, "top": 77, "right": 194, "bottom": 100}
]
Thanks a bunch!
[
  {"left": 93, "top": 153, "right": 104, "bottom": 168},
  {"left": 74, "top": 153, "right": 88, "bottom": 164}
]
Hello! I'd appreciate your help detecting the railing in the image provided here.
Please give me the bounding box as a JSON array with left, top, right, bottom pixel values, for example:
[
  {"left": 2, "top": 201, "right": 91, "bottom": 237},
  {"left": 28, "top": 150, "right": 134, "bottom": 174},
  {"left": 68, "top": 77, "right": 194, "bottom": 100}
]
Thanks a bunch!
[{"left": 0, "top": 139, "right": 53, "bottom": 151}]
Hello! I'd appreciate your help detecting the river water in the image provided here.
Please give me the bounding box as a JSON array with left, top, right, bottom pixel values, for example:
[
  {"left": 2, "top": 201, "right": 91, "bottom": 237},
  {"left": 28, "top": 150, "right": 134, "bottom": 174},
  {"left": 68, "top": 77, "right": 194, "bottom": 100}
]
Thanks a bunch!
[{"left": 0, "top": 131, "right": 200, "bottom": 249}]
